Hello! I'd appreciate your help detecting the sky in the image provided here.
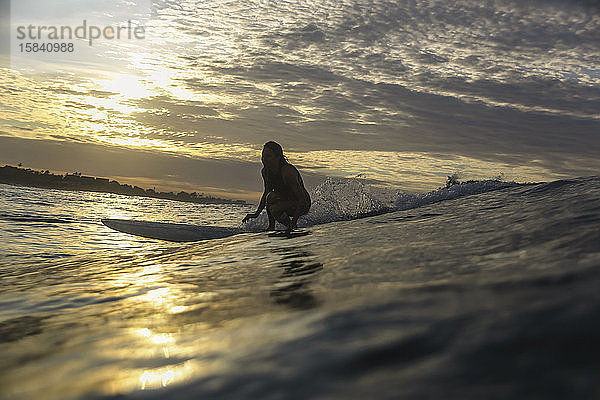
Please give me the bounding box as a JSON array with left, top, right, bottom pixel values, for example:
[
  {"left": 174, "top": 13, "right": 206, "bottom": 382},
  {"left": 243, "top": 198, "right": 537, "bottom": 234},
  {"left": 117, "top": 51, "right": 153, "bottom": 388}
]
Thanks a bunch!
[{"left": 1, "top": 0, "right": 599, "bottom": 201}]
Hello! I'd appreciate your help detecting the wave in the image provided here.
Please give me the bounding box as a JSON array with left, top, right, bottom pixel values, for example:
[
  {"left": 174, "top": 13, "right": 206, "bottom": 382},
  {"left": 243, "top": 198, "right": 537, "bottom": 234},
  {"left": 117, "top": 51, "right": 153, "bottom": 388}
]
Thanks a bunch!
[
  {"left": 243, "top": 175, "right": 600, "bottom": 229},
  {"left": 242, "top": 176, "right": 528, "bottom": 229},
  {"left": 305, "top": 176, "right": 526, "bottom": 225}
]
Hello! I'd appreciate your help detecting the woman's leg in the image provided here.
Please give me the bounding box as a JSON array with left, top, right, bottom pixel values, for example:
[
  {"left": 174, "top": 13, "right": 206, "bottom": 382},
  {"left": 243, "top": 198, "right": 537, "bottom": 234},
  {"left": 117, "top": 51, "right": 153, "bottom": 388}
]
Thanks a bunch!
[
  {"left": 266, "top": 192, "right": 293, "bottom": 229},
  {"left": 284, "top": 200, "right": 309, "bottom": 229},
  {"left": 265, "top": 192, "right": 276, "bottom": 230}
]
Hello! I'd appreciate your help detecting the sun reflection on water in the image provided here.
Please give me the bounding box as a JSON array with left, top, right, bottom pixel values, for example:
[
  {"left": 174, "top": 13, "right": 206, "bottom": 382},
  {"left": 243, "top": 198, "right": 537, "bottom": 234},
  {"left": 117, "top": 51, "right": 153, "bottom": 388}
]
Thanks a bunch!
[{"left": 0, "top": 193, "right": 331, "bottom": 399}]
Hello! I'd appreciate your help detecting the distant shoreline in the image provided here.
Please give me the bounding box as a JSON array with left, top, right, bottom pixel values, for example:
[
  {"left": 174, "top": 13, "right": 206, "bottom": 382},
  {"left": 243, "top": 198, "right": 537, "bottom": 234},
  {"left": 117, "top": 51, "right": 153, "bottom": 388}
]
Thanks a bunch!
[{"left": 0, "top": 165, "right": 247, "bottom": 205}]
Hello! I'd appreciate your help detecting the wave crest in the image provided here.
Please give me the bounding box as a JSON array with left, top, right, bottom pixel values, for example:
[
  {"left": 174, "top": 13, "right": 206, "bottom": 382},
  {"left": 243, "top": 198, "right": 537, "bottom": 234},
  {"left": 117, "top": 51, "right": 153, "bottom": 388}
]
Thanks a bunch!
[{"left": 243, "top": 176, "right": 524, "bottom": 229}]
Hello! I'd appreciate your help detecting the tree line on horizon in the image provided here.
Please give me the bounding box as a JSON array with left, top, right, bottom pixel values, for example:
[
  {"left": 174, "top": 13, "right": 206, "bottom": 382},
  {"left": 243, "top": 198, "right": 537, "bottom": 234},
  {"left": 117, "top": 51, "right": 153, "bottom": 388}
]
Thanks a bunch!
[{"left": 0, "top": 165, "right": 246, "bottom": 205}]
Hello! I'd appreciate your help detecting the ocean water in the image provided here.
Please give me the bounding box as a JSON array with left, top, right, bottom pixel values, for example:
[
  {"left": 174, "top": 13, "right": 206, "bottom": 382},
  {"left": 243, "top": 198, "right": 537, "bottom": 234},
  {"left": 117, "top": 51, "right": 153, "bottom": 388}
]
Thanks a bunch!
[{"left": 1, "top": 177, "right": 600, "bottom": 399}]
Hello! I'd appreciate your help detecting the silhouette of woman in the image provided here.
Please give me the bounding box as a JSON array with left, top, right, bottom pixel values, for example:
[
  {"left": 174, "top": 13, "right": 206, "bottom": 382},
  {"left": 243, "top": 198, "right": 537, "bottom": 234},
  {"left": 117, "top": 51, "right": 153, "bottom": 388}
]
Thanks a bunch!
[{"left": 242, "top": 141, "right": 311, "bottom": 232}]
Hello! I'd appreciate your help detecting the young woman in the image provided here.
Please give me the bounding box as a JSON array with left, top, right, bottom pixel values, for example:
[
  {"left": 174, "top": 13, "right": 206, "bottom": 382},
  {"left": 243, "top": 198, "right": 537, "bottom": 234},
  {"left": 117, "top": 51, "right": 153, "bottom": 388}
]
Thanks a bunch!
[{"left": 242, "top": 141, "right": 311, "bottom": 232}]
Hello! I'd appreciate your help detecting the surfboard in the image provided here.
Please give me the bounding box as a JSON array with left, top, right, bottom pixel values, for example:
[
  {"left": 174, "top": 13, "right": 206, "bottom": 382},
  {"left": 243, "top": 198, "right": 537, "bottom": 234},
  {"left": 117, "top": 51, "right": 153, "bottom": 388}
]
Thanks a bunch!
[
  {"left": 267, "top": 230, "right": 311, "bottom": 238},
  {"left": 101, "top": 218, "right": 243, "bottom": 242}
]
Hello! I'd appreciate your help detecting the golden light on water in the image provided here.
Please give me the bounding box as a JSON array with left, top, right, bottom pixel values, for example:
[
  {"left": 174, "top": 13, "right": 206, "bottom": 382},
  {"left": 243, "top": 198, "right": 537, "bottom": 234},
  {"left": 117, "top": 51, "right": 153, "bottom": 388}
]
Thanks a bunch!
[
  {"left": 79, "top": 263, "right": 209, "bottom": 393},
  {"left": 0, "top": 183, "right": 312, "bottom": 399}
]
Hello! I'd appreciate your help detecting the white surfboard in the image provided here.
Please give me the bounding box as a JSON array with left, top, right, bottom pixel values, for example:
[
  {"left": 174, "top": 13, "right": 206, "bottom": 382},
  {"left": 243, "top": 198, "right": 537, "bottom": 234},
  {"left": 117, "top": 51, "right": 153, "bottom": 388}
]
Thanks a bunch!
[{"left": 101, "top": 218, "right": 243, "bottom": 242}]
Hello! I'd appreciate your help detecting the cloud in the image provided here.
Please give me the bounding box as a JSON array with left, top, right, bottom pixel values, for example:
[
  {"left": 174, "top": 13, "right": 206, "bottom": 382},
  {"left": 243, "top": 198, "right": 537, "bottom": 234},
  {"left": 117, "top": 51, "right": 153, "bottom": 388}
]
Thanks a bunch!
[{"left": 3, "top": 0, "right": 599, "bottom": 190}]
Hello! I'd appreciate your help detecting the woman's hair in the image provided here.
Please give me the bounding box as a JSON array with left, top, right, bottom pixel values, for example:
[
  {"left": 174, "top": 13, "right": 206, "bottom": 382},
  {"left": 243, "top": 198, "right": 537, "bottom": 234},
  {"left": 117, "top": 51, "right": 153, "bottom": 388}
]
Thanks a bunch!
[{"left": 263, "top": 141, "right": 288, "bottom": 165}]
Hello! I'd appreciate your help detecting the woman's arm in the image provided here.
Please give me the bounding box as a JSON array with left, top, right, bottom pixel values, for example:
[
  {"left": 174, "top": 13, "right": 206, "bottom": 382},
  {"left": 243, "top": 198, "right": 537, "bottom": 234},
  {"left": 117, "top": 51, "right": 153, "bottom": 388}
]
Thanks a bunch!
[
  {"left": 255, "top": 190, "right": 268, "bottom": 215},
  {"left": 242, "top": 168, "right": 270, "bottom": 223}
]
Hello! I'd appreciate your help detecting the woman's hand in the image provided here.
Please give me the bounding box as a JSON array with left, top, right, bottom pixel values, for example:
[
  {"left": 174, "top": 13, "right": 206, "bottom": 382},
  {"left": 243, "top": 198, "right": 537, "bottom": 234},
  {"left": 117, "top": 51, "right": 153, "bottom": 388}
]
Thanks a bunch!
[{"left": 242, "top": 212, "right": 258, "bottom": 224}]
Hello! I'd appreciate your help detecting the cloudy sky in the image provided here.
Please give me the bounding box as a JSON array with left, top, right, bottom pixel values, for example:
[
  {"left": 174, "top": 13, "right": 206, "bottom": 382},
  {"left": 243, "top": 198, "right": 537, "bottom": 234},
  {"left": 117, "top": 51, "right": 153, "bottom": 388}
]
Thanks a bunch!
[{"left": 1, "top": 0, "right": 599, "bottom": 200}]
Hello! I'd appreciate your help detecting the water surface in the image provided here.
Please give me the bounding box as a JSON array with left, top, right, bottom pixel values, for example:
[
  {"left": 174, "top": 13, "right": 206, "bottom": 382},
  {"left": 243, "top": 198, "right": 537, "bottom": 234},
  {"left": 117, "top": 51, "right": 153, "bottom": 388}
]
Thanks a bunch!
[{"left": 1, "top": 178, "right": 600, "bottom": 399}]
